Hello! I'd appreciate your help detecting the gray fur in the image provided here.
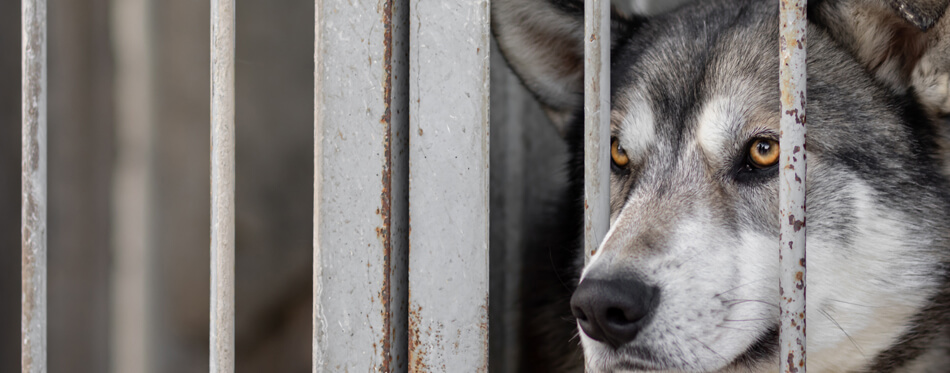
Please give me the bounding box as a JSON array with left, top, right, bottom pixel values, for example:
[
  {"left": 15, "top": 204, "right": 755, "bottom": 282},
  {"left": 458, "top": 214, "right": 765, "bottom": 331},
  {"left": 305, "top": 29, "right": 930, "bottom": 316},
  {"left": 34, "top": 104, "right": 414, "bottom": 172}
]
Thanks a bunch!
[{"left": 494, "top": 0, "right": 950, "bottom": 371}]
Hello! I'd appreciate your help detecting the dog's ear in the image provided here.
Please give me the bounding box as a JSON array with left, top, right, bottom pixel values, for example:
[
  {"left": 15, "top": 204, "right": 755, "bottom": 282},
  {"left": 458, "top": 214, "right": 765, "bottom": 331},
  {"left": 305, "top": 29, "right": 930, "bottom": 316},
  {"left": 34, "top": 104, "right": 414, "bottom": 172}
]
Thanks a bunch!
[
  {"left": 492, "top": 0, "right": 638, "bottom": 131},
  {"left": 884, "top": 0, "right": 948, "bottom": 30},
  {"left": 814, "top": 0, "right": 950, "bottom": 115}
]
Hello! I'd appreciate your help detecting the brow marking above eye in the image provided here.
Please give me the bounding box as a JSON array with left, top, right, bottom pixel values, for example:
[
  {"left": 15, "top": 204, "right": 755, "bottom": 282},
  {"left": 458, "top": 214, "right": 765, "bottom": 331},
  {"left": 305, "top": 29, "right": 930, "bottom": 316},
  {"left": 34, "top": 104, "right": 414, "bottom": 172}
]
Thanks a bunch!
[
  {"left": 696, "top": 96, "right": 744, "bottom": 157},
  {"left": 613, "top": 93, "right": 656, "bottom": 162}
]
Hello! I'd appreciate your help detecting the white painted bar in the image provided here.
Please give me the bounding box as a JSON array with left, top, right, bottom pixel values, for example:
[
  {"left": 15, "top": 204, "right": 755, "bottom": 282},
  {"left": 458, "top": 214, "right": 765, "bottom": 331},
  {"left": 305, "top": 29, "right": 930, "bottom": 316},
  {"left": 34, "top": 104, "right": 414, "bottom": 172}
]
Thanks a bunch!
[
  {"left": 22, "top": 0, "right": 48, "bottom": 371},
  {"left": 584, "top": 0, "right": 610, "bottom": 264},
  {"left": 313, "top": 0, "right": 410, "bottom": 371},
  {"left": 111, "top": 0, "right": 155, "bottom": 371},
  {"left": 210, "top": 0, "right": 235, "bottom": 371},
  {"left": 778, "top": 0, "right": 807, "bottom": 371},
  {"left": 408, "top": 0, "right": 491, "bottom": 370}
]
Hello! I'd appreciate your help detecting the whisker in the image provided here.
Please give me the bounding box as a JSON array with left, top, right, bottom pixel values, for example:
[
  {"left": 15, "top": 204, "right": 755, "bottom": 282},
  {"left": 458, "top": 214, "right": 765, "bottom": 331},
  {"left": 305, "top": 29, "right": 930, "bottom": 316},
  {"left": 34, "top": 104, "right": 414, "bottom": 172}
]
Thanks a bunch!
[
  {"left": 819, "top": 308, "right": 865, "bottom": 356},
  {"left": 723, "top": 299, "right": 781, "bottom": 309},
  {"left": 716, "top": 325, "right": 759, "bottom": 332},
  {"left": 569, "top": 330, "right": 581, "bottom": 344},
  {"left": 827, "top": 299, "right": 878, "bottom": 308},
  {"left": 677, "top": 250, "right": 705, "bottom": 267},
  {"left": 723, "top": 298, "right": 780, "bottom": 309},
  {"left": 692, "top": 337, "right": 728, "bottom": 363},
  {"left": 714, "top": 278, "right": 769, "bottom": 297},
  {"left": 723, "top": 318, "right": 770, "bottom": 322}
]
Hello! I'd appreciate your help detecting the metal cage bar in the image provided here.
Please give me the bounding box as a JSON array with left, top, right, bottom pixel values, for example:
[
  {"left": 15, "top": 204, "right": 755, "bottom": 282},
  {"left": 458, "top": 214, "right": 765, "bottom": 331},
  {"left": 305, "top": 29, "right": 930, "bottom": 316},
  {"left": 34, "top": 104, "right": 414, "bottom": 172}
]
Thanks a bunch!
[
  {"left": 110, "top": 0, "right": 156, "bottom": 371},
  {"left": 584, "top": 0, "right": 611, "bottom": 264},
  {"left": 313, "top": 0, "right": 410, "bottom": 370},
  {"left": 779, "top": 0, "right": 807, "bottom": 371},
  {"left": 21, "top": 0, "right": 48, "bottom": 371},
  {"left": 210, "top": 0, "right": 236, "bottom": 371},
  {"left": 407, "top": 0, "right": 491, "bottom": 370}
]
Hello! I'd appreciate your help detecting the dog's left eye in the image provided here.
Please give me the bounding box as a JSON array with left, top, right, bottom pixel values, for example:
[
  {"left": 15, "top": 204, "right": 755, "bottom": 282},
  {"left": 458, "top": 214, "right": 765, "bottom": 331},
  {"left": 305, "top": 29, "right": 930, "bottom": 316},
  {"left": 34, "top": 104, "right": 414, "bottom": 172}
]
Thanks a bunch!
[
  {"left": 611, "top": 137, "right": 629, "bottom": 167},
  {"left": 748, "top": 138, "right": 780, "bottom": 168}
]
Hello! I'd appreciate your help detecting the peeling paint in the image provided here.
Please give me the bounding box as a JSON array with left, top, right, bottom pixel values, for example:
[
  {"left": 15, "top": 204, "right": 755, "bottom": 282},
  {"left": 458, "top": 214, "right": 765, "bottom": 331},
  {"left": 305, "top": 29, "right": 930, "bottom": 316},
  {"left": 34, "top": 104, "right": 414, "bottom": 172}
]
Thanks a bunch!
[{"left": 779, "top": 0, "right": 808, "bottom": 371}]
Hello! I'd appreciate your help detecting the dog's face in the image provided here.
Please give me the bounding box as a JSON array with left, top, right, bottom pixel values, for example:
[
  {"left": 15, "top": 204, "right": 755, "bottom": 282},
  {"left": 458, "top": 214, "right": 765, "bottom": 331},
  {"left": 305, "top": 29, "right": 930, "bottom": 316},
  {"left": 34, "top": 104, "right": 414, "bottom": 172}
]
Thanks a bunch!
[{"left": 494, "top": 0, "right": 950, "bottom": 371}]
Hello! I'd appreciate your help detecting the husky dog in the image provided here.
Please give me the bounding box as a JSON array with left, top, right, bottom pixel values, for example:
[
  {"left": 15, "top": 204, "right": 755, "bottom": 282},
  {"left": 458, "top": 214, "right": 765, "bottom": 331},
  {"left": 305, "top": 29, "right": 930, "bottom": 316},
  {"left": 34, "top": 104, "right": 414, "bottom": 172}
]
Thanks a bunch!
[{"left": 493, "top": 0, "right": 950, "bottom": 371}]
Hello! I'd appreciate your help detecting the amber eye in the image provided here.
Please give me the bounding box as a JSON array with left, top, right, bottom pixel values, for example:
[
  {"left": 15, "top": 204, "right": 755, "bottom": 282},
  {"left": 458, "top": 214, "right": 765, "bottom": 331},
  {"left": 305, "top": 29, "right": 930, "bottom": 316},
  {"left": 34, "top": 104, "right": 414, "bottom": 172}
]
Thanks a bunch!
[
  {"left": 611, "top": 137, "right": 629, "bottom": 167},
  {"left": 748, "top": 138, "right": 780, "bottom": 168}
]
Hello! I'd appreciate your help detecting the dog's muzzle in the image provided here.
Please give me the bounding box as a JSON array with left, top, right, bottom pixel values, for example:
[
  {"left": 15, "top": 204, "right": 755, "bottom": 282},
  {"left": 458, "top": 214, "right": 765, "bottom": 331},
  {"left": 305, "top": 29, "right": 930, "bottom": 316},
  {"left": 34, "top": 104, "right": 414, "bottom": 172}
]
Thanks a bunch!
[{"left": 570, "top": 276, "right": 660, "bottom": 349}]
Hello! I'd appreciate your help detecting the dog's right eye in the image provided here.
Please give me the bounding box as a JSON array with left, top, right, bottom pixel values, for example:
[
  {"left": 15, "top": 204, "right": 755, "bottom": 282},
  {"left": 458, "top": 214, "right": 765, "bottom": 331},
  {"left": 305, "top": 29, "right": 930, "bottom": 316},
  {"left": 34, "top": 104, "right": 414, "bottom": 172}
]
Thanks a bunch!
[
  {"left": 735, "top": 137, "right": 781, "bottom": 183},
  {"left": 611, "top": 137, "right": 629, "bottom": 168},
  {"left": 748, "top": 138, "right": 779, "bottom": 168}
]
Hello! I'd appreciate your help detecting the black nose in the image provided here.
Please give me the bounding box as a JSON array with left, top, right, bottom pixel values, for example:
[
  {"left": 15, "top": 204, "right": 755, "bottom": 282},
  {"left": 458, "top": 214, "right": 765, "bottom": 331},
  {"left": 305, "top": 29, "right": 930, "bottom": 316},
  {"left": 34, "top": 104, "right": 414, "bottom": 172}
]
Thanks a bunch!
[{"left": 570, "top": 276, "right": 660, "bottom": 349}]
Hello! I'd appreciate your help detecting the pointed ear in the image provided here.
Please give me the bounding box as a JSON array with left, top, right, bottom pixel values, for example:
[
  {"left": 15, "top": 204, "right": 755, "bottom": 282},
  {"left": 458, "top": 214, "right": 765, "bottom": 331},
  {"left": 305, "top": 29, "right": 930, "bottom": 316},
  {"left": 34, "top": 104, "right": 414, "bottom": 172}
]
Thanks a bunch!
[
  {"left": 813, "top": 0, "right": 950, "bottom": 114},
  {"left": 492, "top": 0, "right": 638, "bottom": 131}
]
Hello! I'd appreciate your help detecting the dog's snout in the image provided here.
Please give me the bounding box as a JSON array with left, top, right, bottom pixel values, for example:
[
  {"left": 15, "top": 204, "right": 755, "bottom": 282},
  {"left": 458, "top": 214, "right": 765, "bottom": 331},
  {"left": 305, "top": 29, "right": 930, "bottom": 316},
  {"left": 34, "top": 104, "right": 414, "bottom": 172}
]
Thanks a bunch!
[{"left": 570, "top": 277, "right": 659, "bottom": 349}]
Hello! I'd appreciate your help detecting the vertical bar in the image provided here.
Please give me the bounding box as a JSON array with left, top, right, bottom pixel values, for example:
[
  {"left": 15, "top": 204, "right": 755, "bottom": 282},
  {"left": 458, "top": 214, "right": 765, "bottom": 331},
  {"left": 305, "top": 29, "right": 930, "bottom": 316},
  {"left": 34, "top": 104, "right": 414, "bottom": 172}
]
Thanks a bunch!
[
  {"left": 210, "top": 0, "right": 235, "bottom": 371},
  {"left": 21, "top": 0, "right": 47, "bottom": 371},
  {"left": 313, "top": 0, "right": 410, "bottom": 370},
  {"left": 408, "top": 0, "right": 491, "bottom": 370},
  {"left": 111, "top": 0, "right": 155, "bottom": 371},
  {"left": 779, "top": 0, "right": 807, "bottom": 372},
  {"left": 584, "top": 0, "right": 610, "bottom": 264}
]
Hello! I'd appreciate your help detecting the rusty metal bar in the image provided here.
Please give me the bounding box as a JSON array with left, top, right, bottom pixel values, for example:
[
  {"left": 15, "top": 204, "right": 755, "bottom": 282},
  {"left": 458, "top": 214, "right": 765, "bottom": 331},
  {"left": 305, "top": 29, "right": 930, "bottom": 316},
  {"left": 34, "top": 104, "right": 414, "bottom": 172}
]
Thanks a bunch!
[
  {"left": 584, "top": 0, "right": 610, "bottom": 264},
  {"left": 22, "top": 0, "right": 48, "bottom": 371},
  {"left": 313, "top": 0, "right": 410, "bottom": 371},
  {"left": 407, "top": 0, "right": 491, "bottom": 370},
  {"left": 210, "top": 0, "right": 235, "bottom": 371},
  {"left": 779, "top": 0, "right": 807, "bottom": 371}
]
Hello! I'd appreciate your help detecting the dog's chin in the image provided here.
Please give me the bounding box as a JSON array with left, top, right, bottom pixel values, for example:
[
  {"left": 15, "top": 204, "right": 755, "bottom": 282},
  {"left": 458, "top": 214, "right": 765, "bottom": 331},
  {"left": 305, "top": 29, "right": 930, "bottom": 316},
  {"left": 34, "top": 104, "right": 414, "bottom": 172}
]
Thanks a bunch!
[
  {"left": 582, "top": 326, "right": 779, "bottom": 372},
  {"left": 582, "top": 344, "right": 667, "bottom": 372},
  {"left": 582, "top": 337, "right": 681, "bottom": 372}
]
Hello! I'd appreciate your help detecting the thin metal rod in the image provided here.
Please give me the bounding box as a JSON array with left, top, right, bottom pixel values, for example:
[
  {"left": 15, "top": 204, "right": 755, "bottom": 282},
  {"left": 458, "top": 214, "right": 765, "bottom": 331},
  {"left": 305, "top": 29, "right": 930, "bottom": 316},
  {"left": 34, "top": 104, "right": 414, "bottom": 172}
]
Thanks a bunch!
[
  {"left": 779, "top": 0, "right": 807, "bottom": 371},
  {"left": 210, "top": 0, "right": 235, "bottom": 371},
  {"left": 21, "top": 0, "right": 48, "bottom": 371},
  {"left": 584, "top": 0, "right": 610, "bottom": 264},
  {"left": 111, "top": 0, "right": 155, "bottom": 371}
]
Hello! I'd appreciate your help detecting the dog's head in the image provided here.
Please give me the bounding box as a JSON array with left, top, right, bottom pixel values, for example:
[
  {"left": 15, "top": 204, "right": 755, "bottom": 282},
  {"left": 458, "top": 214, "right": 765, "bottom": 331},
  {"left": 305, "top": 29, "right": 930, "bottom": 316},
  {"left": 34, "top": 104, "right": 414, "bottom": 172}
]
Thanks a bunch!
[{"left": 494, "top": 0, "right": 950, "bottom": 371}]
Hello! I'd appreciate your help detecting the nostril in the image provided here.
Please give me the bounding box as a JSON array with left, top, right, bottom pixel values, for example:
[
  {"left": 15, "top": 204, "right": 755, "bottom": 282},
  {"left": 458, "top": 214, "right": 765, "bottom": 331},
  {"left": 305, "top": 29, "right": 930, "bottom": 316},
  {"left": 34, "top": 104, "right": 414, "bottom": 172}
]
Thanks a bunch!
[
  {"left": 572, "top": 307, "right": 589, "bottom": 322},
  {"left": 605, "top": 307, "right": 630, "bottom": 324}
]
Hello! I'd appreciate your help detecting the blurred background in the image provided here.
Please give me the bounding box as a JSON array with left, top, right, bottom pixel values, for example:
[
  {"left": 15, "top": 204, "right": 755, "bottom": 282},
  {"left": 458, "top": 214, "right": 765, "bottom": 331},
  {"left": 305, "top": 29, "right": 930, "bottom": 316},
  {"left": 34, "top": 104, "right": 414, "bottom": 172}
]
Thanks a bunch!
[{"left": 0, "top": 0, "right": 690, "bottom": 372}]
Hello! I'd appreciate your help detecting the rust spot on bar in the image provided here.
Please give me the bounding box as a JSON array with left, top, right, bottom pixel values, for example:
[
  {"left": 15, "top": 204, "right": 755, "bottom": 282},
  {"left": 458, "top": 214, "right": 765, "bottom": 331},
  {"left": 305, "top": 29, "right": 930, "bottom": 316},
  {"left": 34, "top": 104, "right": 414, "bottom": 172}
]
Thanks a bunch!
[
  {"left": 408, "top": 304, "right": 428, "bottom": 372},
  {"left": 378, "top": 0, "right": 395, "bottom": 370}
]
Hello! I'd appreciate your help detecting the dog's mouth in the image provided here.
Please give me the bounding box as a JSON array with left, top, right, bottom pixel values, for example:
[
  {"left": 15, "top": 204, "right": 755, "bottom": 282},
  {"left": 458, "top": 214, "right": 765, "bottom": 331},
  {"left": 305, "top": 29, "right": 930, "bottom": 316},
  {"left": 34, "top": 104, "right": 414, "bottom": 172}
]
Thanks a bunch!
[
  {"left": 599, "top": 325, "right": 779, "bottom": 372},
  {"left": 614, "top": 345, "right": 669, "bottom": 370}
]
